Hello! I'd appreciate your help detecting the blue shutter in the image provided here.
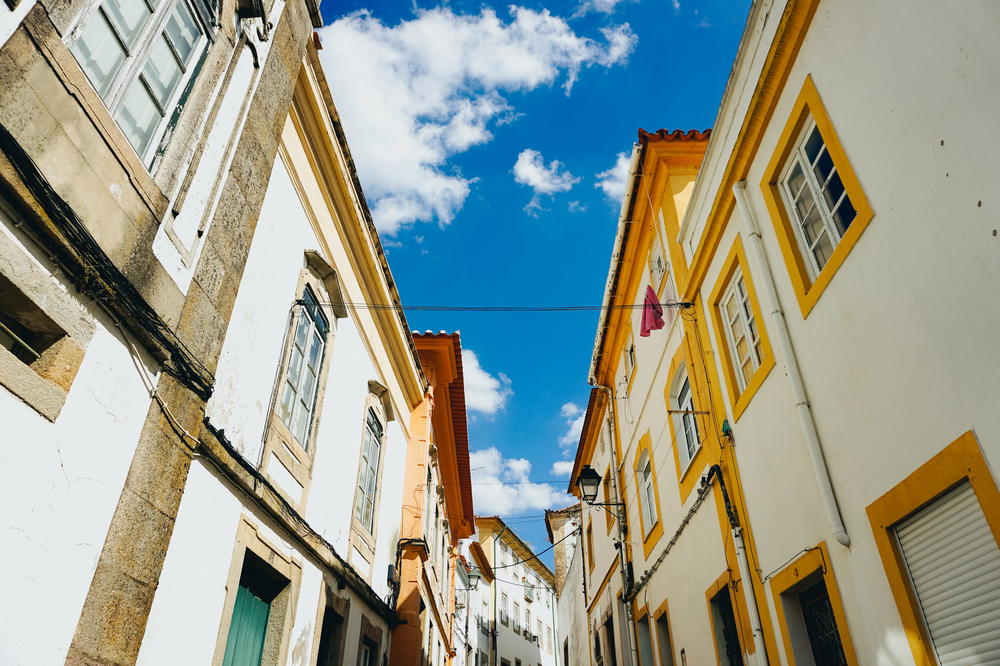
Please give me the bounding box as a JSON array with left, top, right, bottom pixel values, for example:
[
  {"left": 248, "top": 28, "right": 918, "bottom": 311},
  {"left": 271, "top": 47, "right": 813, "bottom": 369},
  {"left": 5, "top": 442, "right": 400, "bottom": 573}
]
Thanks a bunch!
[{"left": 222, "top": 584, "right": 271, "bottom": 666}]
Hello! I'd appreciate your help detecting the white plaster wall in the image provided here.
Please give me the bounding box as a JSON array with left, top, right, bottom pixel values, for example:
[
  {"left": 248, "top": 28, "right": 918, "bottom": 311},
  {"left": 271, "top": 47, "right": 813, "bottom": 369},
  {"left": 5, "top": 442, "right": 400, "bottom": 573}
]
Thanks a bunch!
[
  {"left": 675, "top": 1, "right": 1000, "bottom": 663},
  {"left": 144, "top": 149, "right": 407, "bottom": 661},
  {"left": 555, "top": 533, "right": 587, "bottom": 666},
  {"left": 493, "top": 568, "right": 557, "bottom": 666},
  {"left": 0, "top": 219, "right": 156, "bottom": 664},
  {"left": 0, "top": 0, "right": 35, "bottom": 49}
]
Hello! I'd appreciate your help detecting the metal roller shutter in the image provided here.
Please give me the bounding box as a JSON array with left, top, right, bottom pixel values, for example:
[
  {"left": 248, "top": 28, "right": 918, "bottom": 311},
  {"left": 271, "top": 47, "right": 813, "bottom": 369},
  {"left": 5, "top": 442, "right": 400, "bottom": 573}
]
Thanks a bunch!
[{"left": 895, "top": 482, "right": 1000, "bottom": 665}]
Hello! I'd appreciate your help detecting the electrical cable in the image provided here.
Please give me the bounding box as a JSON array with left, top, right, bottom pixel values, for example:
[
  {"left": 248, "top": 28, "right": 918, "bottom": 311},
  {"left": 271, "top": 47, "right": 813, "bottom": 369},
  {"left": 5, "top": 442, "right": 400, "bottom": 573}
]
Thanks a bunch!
[
  {"left": 491, "top": 527, "right": 580, "bottom": 570},
  {"left": 319, "top": 300, "right": 694, "bottom": 313}
]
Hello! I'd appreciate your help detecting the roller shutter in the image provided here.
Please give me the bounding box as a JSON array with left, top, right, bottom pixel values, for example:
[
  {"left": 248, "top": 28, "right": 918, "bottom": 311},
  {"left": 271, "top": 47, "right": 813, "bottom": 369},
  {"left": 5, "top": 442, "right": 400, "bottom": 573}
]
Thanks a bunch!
[{"left": 895, "top": 482, "right": 1000, "bottom": 665}]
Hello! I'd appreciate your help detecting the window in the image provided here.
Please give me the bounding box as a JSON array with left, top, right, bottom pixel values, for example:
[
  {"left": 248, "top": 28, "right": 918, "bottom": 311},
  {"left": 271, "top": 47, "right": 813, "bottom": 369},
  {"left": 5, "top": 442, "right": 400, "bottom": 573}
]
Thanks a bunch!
[
  {"left": 656, "top": 613, "right": 674, "bottom": 666},
  {"left": 637, "top": 615, "right": 654, "bottom": 666},
  {"left": 513, "top": 601, "right": 521, "bottom": 632},
  {"left": 69, "top": 0, "right": 212, "bottom": 165},
  {"left": 894, "top": 483, "right": 1000, "bottom": 665},
  {"left": 586, "top": 523, "right": 595, "bottom": 572},
  {"left": 501, "top": 593, "right": 509, "bottom": 626},
  {"left": 623, "top": 337, "right": 636, "bottom": 382},
  {"left": 603, "top": 616, "right": 618, "bottom": 666},
  {"left": 547, "top": 627, "right": 553, "bottom": 653},
  {"left": 353, "top": 407, "right": 384, "bottom": 533},
  {"left": 315, "top": 596, "right": 348, "bottom": 666},
  {"left": 778, "top": 117, "right": 856, "bottom": 280},
  {"left": 277, "top": 286, "right": 330, "bottom": 446},
  {"left": 602, "top": 472, "right": 615, "bottom": 531},
  {"left": 649, "top": 235, "right": 668, "bottom": 289},
  {"left": 761, "top": 76, "right": 873, "bottom": 318},
  {"left": 638, "top": 453, "right": 657, "bottom": 532},
  {"left": 220, "top": 551, "right": 291, "bottom": 666},
  {"left": 525, "top": 608, "right": 531, "bottom": 637},
  {"left": 674, "top": 373, "right": 700, "bottom": 469},
  {"left": 719, "top": 267, "right": 761, "bottom": 393},
  {"left": 709, "top": 588, "right": 744, "bottom": 666},
  {"left": 537, "top": 619, "right": 542, "bottom": 642},
  {"left": 501, "top": 542, "right": 510, "bottom": 567}
]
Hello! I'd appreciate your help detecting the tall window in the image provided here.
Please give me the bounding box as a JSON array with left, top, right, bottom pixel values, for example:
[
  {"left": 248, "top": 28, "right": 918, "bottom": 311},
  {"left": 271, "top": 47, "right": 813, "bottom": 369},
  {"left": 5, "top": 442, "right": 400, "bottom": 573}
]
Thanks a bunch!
[
  {"left": 778, "top": 117, "right": 857, "bottom": 279},
  {"left": 513, "top": 601, "right": 521, "bottom": 632},
  {"left": 649, "top": 235, "right": 668, "bottom": 288},
  {"left": 70, "top": 0, "right": 211, "bottom": 165},
  {"left": 501, "top": 593, "right": 509, "bottom": 626},
  {"left": 353, "top": 408, "right": 383, "bottom": 533},
  {"left": 586, "top": 524, "right": 595, "bottom": 572},
  {"left": 675, "top": 374, "right": 700, "bottom": 468},
  {"left": 277, "top": 287, "right": 330, "bottom": 446},
  {"left": 719, "top": 267, "right": 762, "bottom": 392},
  {"left": 638, "top": 452, "right": 657, "bottom": 531}
]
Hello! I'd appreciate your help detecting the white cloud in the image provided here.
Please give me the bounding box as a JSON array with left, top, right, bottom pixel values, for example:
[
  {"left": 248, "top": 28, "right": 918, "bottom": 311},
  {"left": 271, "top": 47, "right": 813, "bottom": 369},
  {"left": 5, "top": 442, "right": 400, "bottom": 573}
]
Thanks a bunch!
[
  {"left": 672, "top": 0, "right": 681, "bottom": 12},
  {"left": 470, "top": 447, "right": 574, "bottom": 515},
  {"left": 462, "top": 349, "right": 513, "bottom": 415},
  {"left": 551, "top": 460, "right": 575, "bottom": 476},
  {"left": 513, "top": 149, "right": 580, "bottom": 195},
  {"left": 595, "top": 151, "right": 632, "bottom": 202},
  {"left": 558, "top": 402, "right": 585, "bottom": 454},
  {"left": 318, "top": 7, "right": 636, "bottom": 235},
  {"left": 513, "top": 149, "right": 580, "bottom": 214},
  {"left": 575, "top": 0, "right": 634, "bottom": 16}
]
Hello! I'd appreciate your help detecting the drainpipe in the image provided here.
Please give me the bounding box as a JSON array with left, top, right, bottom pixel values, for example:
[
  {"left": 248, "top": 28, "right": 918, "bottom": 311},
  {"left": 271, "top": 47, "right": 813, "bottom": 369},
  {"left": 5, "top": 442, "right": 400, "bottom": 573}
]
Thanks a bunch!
[
  {"left": 731, "top": 182, "right": 850, "bottom": 548},
  {"left": 590, "top": 383, "right": 640, "bottom": 666},
  {"left": 703, "top": 466, "right": 768, "bottom": 665}
]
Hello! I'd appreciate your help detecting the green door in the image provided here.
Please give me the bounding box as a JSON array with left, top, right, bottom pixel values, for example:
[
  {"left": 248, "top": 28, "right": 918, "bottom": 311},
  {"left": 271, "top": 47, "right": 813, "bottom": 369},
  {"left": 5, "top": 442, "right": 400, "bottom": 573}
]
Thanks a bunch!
[{"left": 222, "top": 584, "right": 271, "bottom": 666}]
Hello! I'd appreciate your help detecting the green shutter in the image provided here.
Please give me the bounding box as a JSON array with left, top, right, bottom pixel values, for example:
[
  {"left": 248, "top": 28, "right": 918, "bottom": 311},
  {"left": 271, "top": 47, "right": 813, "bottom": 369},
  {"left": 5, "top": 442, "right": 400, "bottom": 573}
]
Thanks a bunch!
[{"left": 222, "top": 584, "right": 271, "bottom": 666}]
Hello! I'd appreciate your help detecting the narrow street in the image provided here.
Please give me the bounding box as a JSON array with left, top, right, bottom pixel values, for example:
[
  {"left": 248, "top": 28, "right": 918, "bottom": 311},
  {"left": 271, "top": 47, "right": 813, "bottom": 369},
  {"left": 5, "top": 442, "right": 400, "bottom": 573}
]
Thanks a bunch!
[{"left": 0, "top": 1, "right": 998, "bottom": 665}]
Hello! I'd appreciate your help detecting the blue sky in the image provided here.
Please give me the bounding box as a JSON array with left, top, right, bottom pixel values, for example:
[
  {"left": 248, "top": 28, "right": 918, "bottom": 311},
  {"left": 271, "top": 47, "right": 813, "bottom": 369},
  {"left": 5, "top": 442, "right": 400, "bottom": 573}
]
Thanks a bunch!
[{"left": 316, "top": 0, "right": 750, "bottom": 563}]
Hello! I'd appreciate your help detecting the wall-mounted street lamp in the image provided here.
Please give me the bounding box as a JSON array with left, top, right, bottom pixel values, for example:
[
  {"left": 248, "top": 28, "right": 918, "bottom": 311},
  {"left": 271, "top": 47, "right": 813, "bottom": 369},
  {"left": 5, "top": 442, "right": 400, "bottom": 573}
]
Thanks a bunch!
[
  {"left": 576, "top": 465, "right": 624, "bottom": 517},
  {"left": 464, "top": 568, "right": 482, "bottom": 591}
]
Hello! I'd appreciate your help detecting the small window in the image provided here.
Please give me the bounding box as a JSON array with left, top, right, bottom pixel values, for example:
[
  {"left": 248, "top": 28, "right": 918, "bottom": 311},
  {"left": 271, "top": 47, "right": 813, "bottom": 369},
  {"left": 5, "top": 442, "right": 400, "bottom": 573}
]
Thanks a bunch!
[
  {"left": 501, "top": 592, "right": 509, "bottom": 626},
  {"left": 69, "top": 0, "right": 212, "bottom": 165},
  {"left": 674, "top": 373, "right": 700, "bottom": 469},
  {"left": 623, "top": 338, "right": 637, "bottom": 381},
  {"left": 638, "top": 453, "right": 657, "bottom": 532},
  {"left": 656, "top": 613, "right": 675, "bottom": 666},
  {"left": 277, "top": 286, "right": 330, "bottom": 446},
  {"left": 353, "top": 407, "right": 384, "bottom": 533},
  {"left": 709, "top": 588, "right": 745, "bottom": 666},
  {"left": 719, "top": 267, "right": 762, "bottom": 393},
  {"left": 649, "top": 235, "right": 668, "bottom": 288},
  {"left": 778, "top": 117, "right": 857, "bottom": 280},
  {"left": 0, "top": 273, "right": 66, "bottom": 366},
  {"left": 221, "top": 551, "right": 290, "bottom": 666},
  {"left": 586, "top": 524, "right": 595, "bottom": 572}
]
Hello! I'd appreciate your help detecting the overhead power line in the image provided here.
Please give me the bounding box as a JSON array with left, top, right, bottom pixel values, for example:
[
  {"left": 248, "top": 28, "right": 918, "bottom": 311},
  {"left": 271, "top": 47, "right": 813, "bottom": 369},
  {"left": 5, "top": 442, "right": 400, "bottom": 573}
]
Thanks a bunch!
[{"left": 318, "top": 300, "right": 693, "bottom": 313}]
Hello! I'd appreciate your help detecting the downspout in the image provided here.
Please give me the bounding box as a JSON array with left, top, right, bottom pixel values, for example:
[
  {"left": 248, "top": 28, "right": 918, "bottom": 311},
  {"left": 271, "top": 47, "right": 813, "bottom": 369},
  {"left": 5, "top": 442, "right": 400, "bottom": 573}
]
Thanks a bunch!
[
  {"left": 731, "top": 182, "right": 850, "bottom": 547},
  {"left": 703, "top": 465, "right": 768, "bottom": 665},
  {"left": 590, "top": 383, "right": 640, "bottom": 666}
]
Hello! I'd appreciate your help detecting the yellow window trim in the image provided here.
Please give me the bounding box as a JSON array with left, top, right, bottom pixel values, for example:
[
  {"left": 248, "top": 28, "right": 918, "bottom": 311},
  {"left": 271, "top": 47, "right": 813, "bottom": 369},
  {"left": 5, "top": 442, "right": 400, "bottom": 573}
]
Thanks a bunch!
[
  {"left": 704, "top": 569, "right": 757, "bottom": 662},
  {"left": 603, "top": 464, "right": 615, "bottom": 535},
  {"left": 708, "top": 235, "right": 776, "bottom": 421},
  {"left": 650, "top": 599, "right": 675, "bottom": 666},
  {"left": 769, "top": 541, "right": 858, "bottom": 666},
  {"left": 586, "top": 518, "right": 596, "bottom": 574},
  {"left": 633, "top": 433, "right": 664, "bottom": 558},
  {"left": 865, "top": 430, "right": 1000, "bottom": 666},
  {"left": 760, "top": 75, "right": 874, "bottom": 319},
  {"left": 664, "top": 337, "right": 714, "bottom": 503}
]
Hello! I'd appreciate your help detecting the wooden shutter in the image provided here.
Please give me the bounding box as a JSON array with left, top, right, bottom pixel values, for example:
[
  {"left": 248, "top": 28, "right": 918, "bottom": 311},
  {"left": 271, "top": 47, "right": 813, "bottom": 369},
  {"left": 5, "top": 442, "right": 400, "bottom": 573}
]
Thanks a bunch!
[
  {"left": 895, "top": 482, "right": 1000, "bottom": 665},
  {"left": 222, "top": 584, "right": 271, "bottom": 666}
]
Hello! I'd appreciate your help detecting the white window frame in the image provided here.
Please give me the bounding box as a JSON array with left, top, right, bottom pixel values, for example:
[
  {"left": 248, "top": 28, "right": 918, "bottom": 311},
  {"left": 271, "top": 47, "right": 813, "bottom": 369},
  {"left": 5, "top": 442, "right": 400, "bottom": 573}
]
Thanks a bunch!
[
  {"left": 501, "top": 592, "right": 509, "bottom": 626},
  {"left": 623, "top": 335, "right": 636, "bottom": 382},
  {"left": 639, "top": 452, "right": 657, "bottom": 531},
  {"left": 673, "top": 371, "right": 700, "bottom": 471},
  {"left": 649, "top": 234, "right": 668, "bottom": 289},
  {"left": 276, "top": 286, "right": 330, "bottom": 447},
  {"left": 719, "top": 266, "right": 762, "bottom": 393},
  {"left": 353, "top": 406, "right": 384, "bottom": 534},
  {"left": 68, "top": 0, "right": 211, "bottom": 167},
  {"left": 778, "top": 116, "right": 858, "bottom": 279}
]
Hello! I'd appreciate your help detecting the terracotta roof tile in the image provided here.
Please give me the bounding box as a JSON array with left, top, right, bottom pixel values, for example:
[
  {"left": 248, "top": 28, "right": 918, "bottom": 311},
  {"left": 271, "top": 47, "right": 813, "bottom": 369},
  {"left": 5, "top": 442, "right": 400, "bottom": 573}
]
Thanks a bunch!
[{"left": 639, "top": 128, "right": 712, "bottom": 143}]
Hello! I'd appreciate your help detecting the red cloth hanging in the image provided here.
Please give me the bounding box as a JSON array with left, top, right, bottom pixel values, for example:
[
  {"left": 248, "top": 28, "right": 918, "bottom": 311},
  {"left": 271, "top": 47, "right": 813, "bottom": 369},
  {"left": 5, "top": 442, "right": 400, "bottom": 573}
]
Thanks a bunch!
[{"left": 640, "top": 285, "right": 664, "bottom": 337}]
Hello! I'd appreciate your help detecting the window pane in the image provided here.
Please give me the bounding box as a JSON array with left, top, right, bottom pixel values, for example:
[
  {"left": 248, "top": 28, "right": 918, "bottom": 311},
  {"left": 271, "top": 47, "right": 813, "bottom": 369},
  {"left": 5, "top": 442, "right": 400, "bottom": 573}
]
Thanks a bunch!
[
  {"left": 73, "top": 13, "right": 128, "bottom": 97},
  {"left": 164, "top": 1, "right": 201, "bottom": 64},
  {"left": 833, "top": 196, "right": 857, "bottom": 235},
  {"left": 292, "top": 399, "right": 310, "bottom": 441},
  {"left": 812, "top": 147, "right": 834, "bottom": 185},
  {"left": 800, "top": 206, "right": 825, "bottom": 247},
  {"left": 804, "top": 126, "right": 823, "bottom": 163},
  {"left": 103, "top": 0, "right": 154, "bottom": 49},
  {"left": 812, "top": 233, "right": 835, "bottom": 270},
  {"left": 277, "top": 379, "right": 295, "bottom": 423},
  {"left": 116, "top": 78, "right": 161, "bottom": 156},
  {"left": 822, "top": 171, "right": 846, "bottom": 214},
  {"left": 294, "top": 312, "right": 309, "bottom": 350},
  {"left": 141, "top": 35, "right": 183, "bottom": 108},
  {"left": 286, "top": 347, "right": 304, "bottom": 386},
  {"left": 794, "top": 185, "right": 818, "bottom": 222},
  {"left": 786, "top": 163, "right": 806, "bottom": 200},
  {"left": 307, "top": 332, "right": 323, "bottom": 371},
  {"left": 301, "top": 367, "right": 317, "bottom": 406}
]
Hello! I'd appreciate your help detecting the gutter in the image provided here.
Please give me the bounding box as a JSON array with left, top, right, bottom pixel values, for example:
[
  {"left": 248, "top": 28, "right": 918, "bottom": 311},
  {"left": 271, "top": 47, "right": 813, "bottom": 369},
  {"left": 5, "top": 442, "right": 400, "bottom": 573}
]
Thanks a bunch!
[{"left": 587, "top": 142, "right": 644, "bottom": 383}]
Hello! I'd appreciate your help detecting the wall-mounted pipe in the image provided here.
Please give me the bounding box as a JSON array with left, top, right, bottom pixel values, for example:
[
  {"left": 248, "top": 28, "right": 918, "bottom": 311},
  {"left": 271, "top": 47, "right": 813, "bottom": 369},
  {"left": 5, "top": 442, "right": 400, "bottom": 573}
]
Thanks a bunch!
[{"left": 732, "top": 181, "right": 850, "bottom": 547}]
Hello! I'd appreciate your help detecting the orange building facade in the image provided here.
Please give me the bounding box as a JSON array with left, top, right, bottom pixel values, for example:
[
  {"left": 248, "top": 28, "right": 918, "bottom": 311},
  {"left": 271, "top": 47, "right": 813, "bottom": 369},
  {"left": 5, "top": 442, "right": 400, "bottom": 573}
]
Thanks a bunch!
[{"left": 391, "top": 333, "right": 476, "bottom": 666}]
